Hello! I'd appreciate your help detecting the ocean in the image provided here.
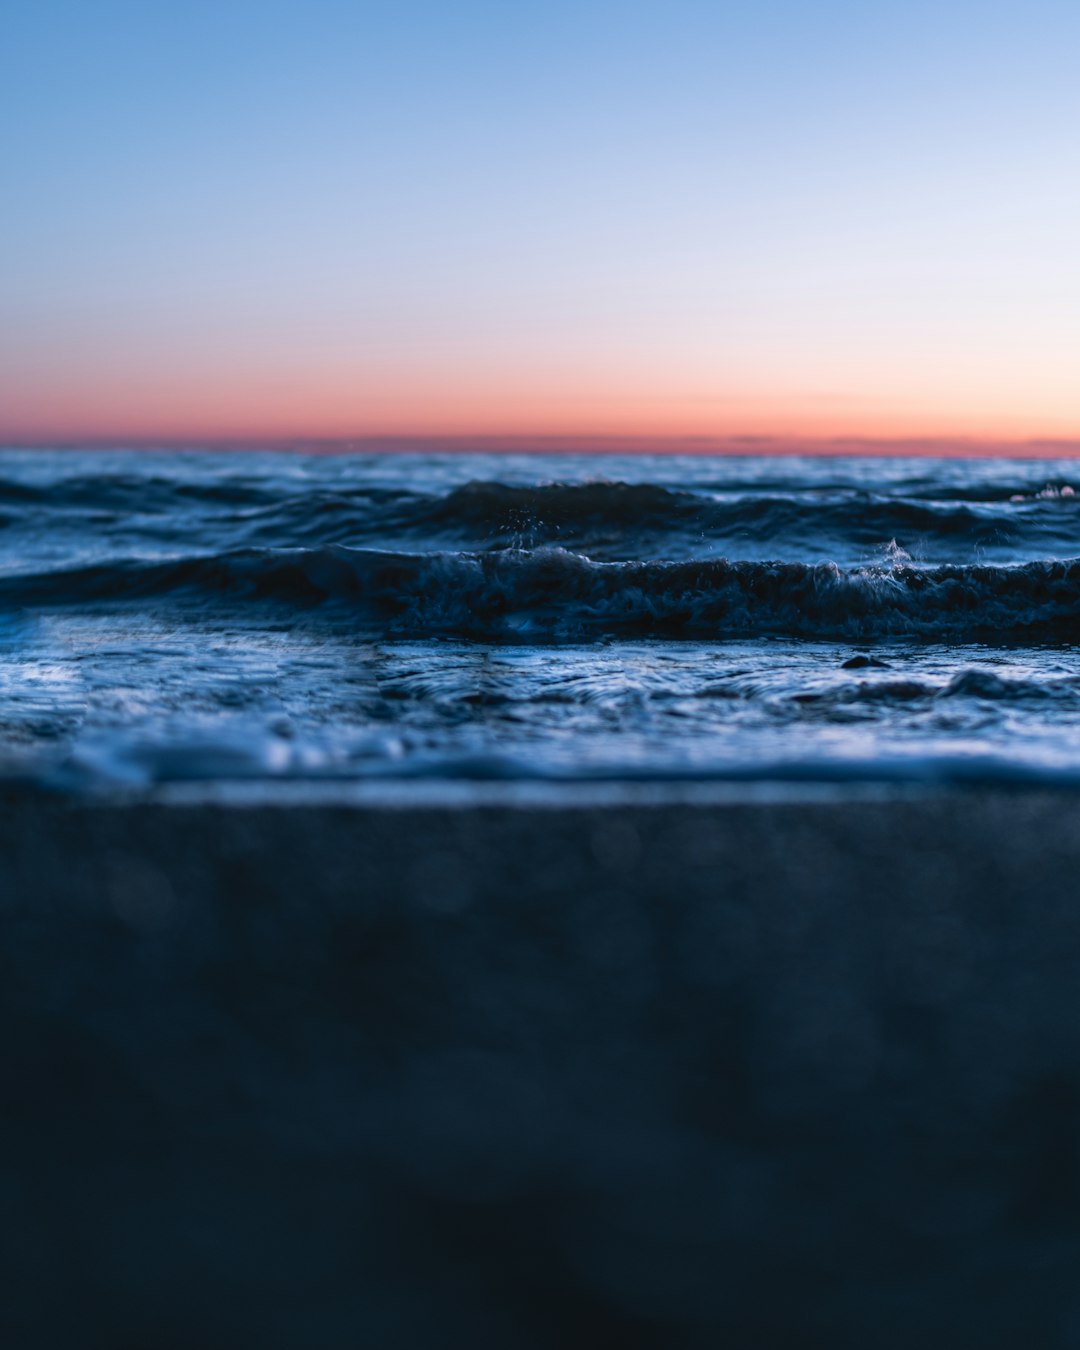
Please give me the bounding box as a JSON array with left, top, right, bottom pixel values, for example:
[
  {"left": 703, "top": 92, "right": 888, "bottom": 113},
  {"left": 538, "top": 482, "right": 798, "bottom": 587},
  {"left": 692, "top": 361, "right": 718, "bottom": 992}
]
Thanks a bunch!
[
  {"left": 8, "top": 446, "right": 1080, "bottom": 1346},
  {"left": 3, "top": 447, "right": 1080, "bottom": 790}
]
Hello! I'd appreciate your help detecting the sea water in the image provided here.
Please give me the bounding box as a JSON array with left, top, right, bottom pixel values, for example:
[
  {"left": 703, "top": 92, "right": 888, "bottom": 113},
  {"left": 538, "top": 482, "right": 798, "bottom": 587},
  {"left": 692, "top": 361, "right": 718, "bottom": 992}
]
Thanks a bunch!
[{"left": 3, "top": 448, "right": 1080, "bottom": 788}]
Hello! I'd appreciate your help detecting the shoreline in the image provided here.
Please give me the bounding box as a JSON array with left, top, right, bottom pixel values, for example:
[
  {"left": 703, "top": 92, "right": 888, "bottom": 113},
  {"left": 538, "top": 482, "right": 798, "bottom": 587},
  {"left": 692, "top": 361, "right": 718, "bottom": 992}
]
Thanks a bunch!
[{"left": 4, "top": 783, "right": 1080, "bottom": 1345}]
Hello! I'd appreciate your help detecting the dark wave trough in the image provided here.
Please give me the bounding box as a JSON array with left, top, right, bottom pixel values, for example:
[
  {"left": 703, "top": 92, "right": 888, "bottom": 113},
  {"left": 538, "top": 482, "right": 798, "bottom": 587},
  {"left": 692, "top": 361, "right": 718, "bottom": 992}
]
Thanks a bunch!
[{"left": 3, "top": 464, "right": 1080, "bottom": 562}]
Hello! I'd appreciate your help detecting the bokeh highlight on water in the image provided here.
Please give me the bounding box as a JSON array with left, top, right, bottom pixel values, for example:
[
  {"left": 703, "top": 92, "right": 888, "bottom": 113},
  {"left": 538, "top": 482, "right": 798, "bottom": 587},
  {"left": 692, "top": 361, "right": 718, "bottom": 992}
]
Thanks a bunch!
[{"left": 3, "top": 448, "right": 1080, "bottom": 788}]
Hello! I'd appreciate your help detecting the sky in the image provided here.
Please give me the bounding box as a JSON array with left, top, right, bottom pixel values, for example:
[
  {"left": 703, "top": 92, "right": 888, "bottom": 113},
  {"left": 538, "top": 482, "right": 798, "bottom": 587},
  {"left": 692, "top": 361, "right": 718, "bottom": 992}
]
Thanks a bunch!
[{"left": 2, "top": 0, "right": 1079, "bottom": 449}]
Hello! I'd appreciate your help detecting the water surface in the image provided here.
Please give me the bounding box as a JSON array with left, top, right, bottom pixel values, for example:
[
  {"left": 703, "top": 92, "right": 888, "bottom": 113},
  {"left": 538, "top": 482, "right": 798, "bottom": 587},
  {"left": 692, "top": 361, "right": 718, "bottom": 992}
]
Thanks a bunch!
[{"left": 3, "top": 448, "right": 1080, "bottom": 787}]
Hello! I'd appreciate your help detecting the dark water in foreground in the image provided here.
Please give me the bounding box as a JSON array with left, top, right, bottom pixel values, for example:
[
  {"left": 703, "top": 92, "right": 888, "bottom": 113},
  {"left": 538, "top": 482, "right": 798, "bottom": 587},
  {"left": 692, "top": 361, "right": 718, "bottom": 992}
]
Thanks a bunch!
[{"left": 4, "top": 448, "right": 1080, "bottom": 787}]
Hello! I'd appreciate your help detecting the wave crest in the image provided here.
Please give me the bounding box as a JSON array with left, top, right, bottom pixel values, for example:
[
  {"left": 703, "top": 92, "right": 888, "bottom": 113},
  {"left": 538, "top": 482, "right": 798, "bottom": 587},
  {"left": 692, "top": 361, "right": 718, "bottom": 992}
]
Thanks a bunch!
[{"left": 7, "top": 546, "right": 1080, "bottom": 641}]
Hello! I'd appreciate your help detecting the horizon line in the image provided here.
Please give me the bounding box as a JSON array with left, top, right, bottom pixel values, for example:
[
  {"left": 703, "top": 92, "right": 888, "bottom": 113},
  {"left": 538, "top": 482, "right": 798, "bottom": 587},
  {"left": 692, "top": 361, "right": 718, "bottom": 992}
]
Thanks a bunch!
[{"left": 4, "top": 433, "right": 1080, "bottom": 458}]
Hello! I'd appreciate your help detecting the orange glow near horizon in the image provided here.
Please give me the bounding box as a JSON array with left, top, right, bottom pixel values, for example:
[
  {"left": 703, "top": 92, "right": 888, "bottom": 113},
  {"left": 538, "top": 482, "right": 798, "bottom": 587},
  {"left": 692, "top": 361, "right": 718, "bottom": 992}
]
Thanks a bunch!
[
  {"left": 3, "top": 324, "right": 1079, "bottom": 451},
  {"left": 4, "top": 273, "right": 1078, "bottom": 453},
  {"left": 4, "top": 370, "right": 1078, "bottom": 452}
]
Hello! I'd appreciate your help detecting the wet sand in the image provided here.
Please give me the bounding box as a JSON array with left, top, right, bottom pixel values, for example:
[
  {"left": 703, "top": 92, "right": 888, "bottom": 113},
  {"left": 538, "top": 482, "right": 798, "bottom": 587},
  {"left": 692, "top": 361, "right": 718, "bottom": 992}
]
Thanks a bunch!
[{"left": 2, "top": 782, "right": 1080, "bottom": 1346}]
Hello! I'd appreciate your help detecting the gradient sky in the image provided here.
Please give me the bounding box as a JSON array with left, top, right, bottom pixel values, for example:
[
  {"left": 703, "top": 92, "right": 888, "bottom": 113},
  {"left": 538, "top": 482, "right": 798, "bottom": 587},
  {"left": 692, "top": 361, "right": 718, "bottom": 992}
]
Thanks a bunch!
[{"left": 3, "top": 0, "right": 1078, "bottom": 447}]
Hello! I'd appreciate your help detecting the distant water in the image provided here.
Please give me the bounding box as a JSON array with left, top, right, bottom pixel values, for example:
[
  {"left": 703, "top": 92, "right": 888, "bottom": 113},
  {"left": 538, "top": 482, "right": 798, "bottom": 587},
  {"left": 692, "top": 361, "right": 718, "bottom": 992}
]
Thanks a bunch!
[{"left": 4, "top": 447, "right": 1080, "bottom": 788}]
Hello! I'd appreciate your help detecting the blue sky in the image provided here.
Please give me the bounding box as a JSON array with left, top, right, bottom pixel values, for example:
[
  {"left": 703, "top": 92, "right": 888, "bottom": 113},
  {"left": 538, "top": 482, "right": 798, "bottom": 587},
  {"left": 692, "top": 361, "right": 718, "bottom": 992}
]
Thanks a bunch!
[{"left": 3, "top": 0, "right": 1078, "bottom": 444}]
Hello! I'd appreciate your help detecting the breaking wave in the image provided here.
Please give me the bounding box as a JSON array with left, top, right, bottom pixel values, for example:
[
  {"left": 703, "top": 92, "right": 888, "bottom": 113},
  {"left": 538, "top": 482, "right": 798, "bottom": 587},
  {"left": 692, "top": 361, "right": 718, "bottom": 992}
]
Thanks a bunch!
[{"left": 7, "top": 545, "right": 1080, "bottom": 642}]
